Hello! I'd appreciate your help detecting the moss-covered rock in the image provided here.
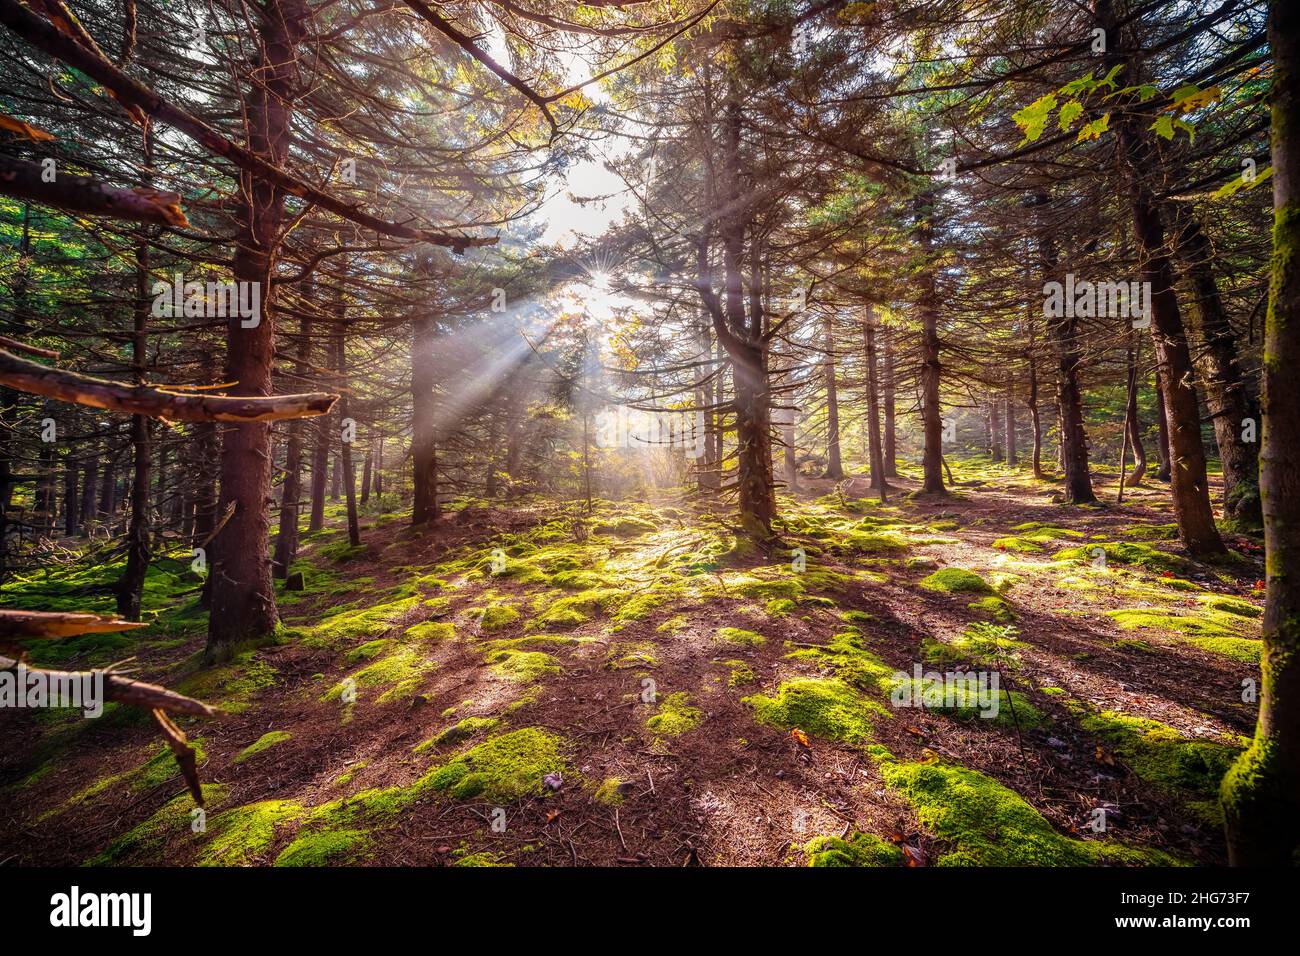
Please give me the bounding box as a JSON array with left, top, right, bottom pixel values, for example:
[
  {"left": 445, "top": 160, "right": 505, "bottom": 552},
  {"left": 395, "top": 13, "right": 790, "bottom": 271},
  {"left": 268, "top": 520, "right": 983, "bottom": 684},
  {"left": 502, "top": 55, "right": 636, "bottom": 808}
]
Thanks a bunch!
[
  {"left": 745, "top": 677, "right": 887, "bottom": 746},
  {"left": 804, "top": 832, "right": 903, "bottom": 867},
  {"left": 920, "top": 568, "right": 993, "bottom": 595},
  {"left": 423, "top": 728, "right": 568, "bottom": 803}
]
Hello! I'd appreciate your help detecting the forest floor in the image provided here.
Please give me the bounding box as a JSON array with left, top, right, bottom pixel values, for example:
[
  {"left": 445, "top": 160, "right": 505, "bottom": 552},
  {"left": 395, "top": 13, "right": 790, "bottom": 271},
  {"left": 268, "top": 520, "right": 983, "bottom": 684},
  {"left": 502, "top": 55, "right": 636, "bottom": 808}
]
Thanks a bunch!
[{"left": 0, "top": 458, "right": 1265, "bottom": 867}]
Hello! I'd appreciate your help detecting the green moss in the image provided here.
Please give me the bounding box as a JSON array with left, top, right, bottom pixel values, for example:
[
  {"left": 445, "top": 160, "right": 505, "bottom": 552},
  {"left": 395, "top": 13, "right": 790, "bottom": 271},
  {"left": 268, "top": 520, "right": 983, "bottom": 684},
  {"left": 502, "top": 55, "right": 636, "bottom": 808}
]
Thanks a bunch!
[
  {"left": 486, "top": 648, "right": 561, "bottom": 682},
  {"left": 607, "top": 642, "right": 658, "bottom": 669},
  {"left": 423, "top": 728, "right": 568, "bottom": 803},
  {"left": 592, "top": 515, "right": 657, "bottom": 537},
  {"left": 1058, "top": 542, "right": 1190, "bottom": 574},
  {"left": 716, "top": 626, "right": 766, "bottom": 646},
  {"left": 968, "top": 595, "right": 1015, "bottom": 622},
  {"left": 198, "top": 799, "right": 306, "bottom": 866},
  {"left": 334, "top": 762, "right": 367, "bottom": 787},
  {"left": 921, "top": 626, "right": 1024, "bottom": 675},
  {"left": 718, "top": 658, "right": 755, "bottom": 686},
  {"left": 992, "top": 536, "right": 1044, "bottom": 553},
  {"left": 175, "top": 651, "right": 277, "bottom": 712},
  {"left": 88, "top": 784, "right": 229, "bottom": 865},
  {"left": 299, "top": 596, "right": 421, "bottom": 648},
  {"left": 804, "top": 832, "right": 903, "bottom": 867},
  {"left": 234, "top": 731, "right": 292, "bottom": 764},
  {"left": 404, "top": 621, "right": 456, "bottom": 642},
  {"left": 274, "top": 829, "right": 369, "bottom": 867},
  {"left": 891, "top": 680, "right": 1046, "bottom": 729},
  {"left": 323, "top": 645, "right": 433, "bottom": 705},
  {"left": 1081, "top": 710, "right": 1242, "bottom": 796},
  {"left": 733, "top": 577, "right": 804, "bottom": 601},
  {"left": 476, "top": 603, "right": 521, "bottom": 631},
  {"left": 551, "top": 569, "right": 608, "bottom": 590},
  {"left": 1200, "top": 595, "right": 1261, "bottom": 618},
  {"left": 842, "top": 530, "right": 911, "bottom": 554},
  {"left": 453, "top": 850, "right": 511, "bottom": 866},
  {"left": 646, "top": 691, "right": 703, "bottom": 737},
  {"left": 1106, "top": 608, "right": 1260, "bottom": 661},
  {"left": 788, "top": 629, "right": 896, "bottom": 693},
  {"left": 593, "top": 777, "right": 625, "bottom": 806},
  {"left": 766, "top": 598, "right": 798, "bottom": 617},
  {"left": 881, "top": 760, "right": 1179, "bottom": 866},
  {"left": 416, "top": 717, "right": 501, "bottom": 753},
  {"left": 745, "top": 677, "right": 887, "bottom": 746},
  {"left": 345, "top": 639, "right": 392, "bottom": 663},
  {"left": 920, "top": 568, "right": 993, "bottom": 595}
]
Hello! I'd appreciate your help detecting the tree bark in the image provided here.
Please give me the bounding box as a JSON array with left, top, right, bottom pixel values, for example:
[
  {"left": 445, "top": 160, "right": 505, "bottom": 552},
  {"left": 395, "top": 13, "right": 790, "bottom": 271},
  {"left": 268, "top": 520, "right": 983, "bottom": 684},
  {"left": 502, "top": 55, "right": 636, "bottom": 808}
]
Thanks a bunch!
[
  {"left": 206, "top": 0, "right": 310, "bottom": 659},
  {"left": 821, "top": 312, "right": 844, "bottom": 479},
  {"left": 411, "top": 314, "right": 440, "bottom": 525},
  {"left": 1222, "top": 0, "right": 1300, "bottom": 865},
  {"left": 272, "top": 318, "right": 311, "bottom": 578},
  {"left": 1173, "top": 209, "right": 1261, "bottom": 525}
]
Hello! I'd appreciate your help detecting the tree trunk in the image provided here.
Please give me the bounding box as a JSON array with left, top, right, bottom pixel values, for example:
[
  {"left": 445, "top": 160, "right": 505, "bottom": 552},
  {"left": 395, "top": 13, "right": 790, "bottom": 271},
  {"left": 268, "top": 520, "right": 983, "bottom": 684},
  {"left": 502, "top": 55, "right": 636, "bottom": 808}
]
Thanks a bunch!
[
  {"left": 1100, "top": 0, "right": 1224, "bottom": 555},
  {"left": 863, "top": 304, "right": 888, "bottom": 498},
  {"left": 273, "top": 318, "right": 311, "bottom": 578},
  {"left": 411, "top": 315, "right": 440, "bottom": 525},
  {"left": 1125, "top": 336, "right": 1147, "bottom": 486},
  {"left": 916, "top": 196, "right": 946, "bottom": 495},
  {"left": 61, "top": 448, "right": 78, "bottom": 536},
  {"left": 1153, "top": 365, "right": 1172, "bottom": 480},
  {"left": 118, "top": 128, "right": 154, "bottom": 620},
  {"left": 1173, "top": 209, "right": 1261, "bottom": 525},
  {"left": 1035, "top": 192, "right": 1097, "bottom": 503},
  {"left": 1222, "top": 0, "right": 1300, "bottom": 865},
  {"left": 821, "top": 313, "right": 844, "bottom": 479},
  {"left": 360, "top": 446, "right": 373, "bottom": 504},
  {"left": 882, "top": 325, "right": 898, "bottom": 477},
  {"left": 336, "top": 330, "right": 361, "bottom": 547},
  {"left": 206, "top": 0, "right": 309, "bottom": 658},
  {"left": 1004, "top": 373, "right": 1017, "bottom": 466}
]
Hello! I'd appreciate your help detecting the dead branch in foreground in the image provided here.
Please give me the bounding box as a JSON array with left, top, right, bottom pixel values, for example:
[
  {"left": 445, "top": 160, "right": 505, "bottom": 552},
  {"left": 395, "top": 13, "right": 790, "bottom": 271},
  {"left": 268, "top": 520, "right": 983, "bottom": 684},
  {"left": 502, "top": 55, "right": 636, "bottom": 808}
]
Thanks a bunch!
[{"left": 0, "top": 348, "right": 338, "bottom": 422}]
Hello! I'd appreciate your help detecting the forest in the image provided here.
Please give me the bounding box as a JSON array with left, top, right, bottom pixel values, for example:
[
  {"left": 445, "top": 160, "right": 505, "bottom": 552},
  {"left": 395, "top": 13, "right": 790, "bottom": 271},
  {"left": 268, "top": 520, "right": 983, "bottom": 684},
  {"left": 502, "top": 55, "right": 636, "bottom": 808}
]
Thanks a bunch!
[{"left": 0, "top": 0, "right": 1296, "bottom": 884}]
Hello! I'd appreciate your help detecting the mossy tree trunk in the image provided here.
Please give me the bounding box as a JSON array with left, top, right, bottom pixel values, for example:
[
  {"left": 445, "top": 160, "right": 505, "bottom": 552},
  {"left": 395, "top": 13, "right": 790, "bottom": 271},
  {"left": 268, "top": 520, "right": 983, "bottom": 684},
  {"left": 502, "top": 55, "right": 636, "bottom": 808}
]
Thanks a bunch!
[{"left": 1221, "top": 0, "right": 1300, "bottom": 866}]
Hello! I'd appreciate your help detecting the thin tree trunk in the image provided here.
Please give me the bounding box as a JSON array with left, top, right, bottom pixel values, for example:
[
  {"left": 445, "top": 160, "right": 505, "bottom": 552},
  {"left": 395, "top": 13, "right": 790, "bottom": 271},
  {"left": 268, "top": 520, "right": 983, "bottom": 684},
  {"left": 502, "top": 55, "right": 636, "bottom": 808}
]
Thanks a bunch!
[
  {"left": 821, "top": 312, "right": 844, "bottom": 479},
  {"left": 916, "top": 195, "right": 946, "bottom": 495},
  {"left": 863, "top": 304, "right": 888, "bottom": 500},
  {"left": 1004, "top": 372, "right": 1017, "bottom": 466},
  {"left": 273, "top": 317, "right": 311, "bottom": 578},
  {"left": 336, "top": 330, "right": 361, "bottom": 547},
  {"left": 1125, "top": 335, "right": 1147, "bottom": 486},
  {"left": 882, "top": 325, "right": 898, "bottom": 477},
  {"left": 411, "top": 315, "right": 440, "bottom": 525},
  {"left": 118, "top": 128, "right": 153, "bottom": 619},
  {"left": 1035, "top": 192, "right": 1097, "bottom": 503}
]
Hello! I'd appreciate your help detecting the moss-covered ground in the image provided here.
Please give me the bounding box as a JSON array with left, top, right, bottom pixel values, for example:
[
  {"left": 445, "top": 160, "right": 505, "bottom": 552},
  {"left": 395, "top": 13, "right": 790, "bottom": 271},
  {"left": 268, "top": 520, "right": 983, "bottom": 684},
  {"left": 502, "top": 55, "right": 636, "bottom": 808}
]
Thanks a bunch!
[{"left": 0, "top": 464, "right": 1263, "bottom": 866}]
